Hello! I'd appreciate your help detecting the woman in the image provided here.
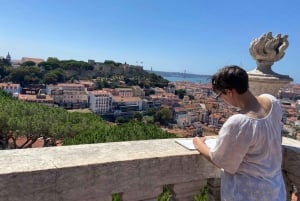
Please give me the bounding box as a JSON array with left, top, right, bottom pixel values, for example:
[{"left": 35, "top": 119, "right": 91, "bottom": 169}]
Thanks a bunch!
[{"left": 193, "top": 65, "right": 286, "bottom": 201}]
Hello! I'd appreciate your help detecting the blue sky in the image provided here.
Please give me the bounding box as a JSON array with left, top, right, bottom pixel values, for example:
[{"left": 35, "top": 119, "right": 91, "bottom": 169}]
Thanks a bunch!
[{"left": 1, "top": 0, "right": 300, "bottom": 82}]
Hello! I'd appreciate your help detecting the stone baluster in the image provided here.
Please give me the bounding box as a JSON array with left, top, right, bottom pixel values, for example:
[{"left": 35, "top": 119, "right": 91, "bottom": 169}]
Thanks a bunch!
[
  {"left": 283, "top": 145, "right": 300, "bottom": 201},
  {"left": 207, "top": 178, "right": 221, "bottom": 201}
]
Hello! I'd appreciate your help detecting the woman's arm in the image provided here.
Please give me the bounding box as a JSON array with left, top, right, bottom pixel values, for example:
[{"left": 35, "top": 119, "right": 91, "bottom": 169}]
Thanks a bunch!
[{"left": 193, "top": 137, "right": 214, "bottom": 164}]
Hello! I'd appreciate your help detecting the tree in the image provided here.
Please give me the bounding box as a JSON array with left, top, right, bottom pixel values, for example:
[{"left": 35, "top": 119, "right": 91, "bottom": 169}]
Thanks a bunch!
[
  {"left": 60, "top": 60, "right": 93, "bottom": 71},
  {"left": 115, "top": 117, "right": 129, "bottom": 124},
  {"left": 52, "top": 69, "right": 66, "bottom": 82},
  {"left": 175, "top": 89, "right": 186, "bottom": 99},
  {"left": 133, "top": 112, "right": 143, "bottom": 122},
  {"left": 38, "top": 61, "right": 60, "bottom": 70},
  {"left": 47, "top": 57, "right": 60, "bottom": 63},
  {"left": 0, "top": 58, "right": 11, "bottom": 67},
  {"left": 9, "top": 66, "right": 43, "bottom": 86},
  {"left": 21, "top": 61, "right": 36, "bottom": 67},
  {"left": 188, "top": 94, "right": 195, "bottom": 100},
  {"left": 44, "top": 72, "right": 58, "bottom": 84},
  {"left": 0, "top": 65, "right": 10, "bottom": 81},
  {"left": 63, "top": 121, "right": 175, "bottom": 145},
  {"left": 154, "top": 107, "right": 171, "bottom": 126},
  {"left": 145, "top": 108, "right": 156, "bottom": 116}
]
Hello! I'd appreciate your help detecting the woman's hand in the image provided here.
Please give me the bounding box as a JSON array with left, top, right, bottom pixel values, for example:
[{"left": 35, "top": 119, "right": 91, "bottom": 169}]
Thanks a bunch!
[
  {"left": 193, "top": 137, "right": 207, "bottom": 151},
  {"left": 193, "top": 137, "right": 211, "bottom": 161},
  {"left": 193, "top": 136, "right": 218, "bottom": 167}
]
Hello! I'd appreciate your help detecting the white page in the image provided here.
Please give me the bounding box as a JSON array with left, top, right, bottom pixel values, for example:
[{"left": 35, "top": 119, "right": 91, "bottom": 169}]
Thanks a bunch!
[
  {"left": 175, "top": 138, "right": 217, "bottom": 150},
  {"left": 175, "top": 139, "right": 196, "bottom": 150},
  {"left": 205, "top": 138, "right": 217, "bottom": 149}
]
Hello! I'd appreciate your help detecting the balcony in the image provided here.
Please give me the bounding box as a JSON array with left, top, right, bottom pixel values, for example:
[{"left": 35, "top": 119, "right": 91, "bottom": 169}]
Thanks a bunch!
[{"left": 0, "top": 137, "right": 299, "bottom": 201}]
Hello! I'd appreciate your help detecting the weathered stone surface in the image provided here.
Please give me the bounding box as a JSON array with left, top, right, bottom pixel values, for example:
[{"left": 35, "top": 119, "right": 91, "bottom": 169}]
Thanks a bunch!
[
  {"left": 249, "top": 32, "right": 289, "bottom": 72},
  {"left": 172, "top": 180, "right": 207, "bottom": 201},
  {"left": 282, "top": 138, "right": 300, "bottom": 201},
  {"left": 248, "top": 71, "right": 292, "bottom": 96},
  {"left": 0, "top": 138, "right": 298, "bottom": 201},
  {"left": 247, "top": 32, "right": 293, "bottom": 96},
  {"left": 122, "top": 186, "right": 162, "bottom": 201},
  {"left": 173, "top": 179, "right": 206, "bottom": 193}
]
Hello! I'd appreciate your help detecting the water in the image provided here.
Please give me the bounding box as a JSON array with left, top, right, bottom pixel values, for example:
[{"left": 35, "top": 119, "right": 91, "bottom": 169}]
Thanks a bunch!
[{"left": 163, "top": 75, "right": 211, "bottom": 83}]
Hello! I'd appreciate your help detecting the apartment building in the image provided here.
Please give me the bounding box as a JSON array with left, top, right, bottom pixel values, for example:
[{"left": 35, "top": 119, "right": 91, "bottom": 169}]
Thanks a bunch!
[
  {"left": 113, "top": 88, "right": 133, "bottom": 97},
  {"left": 0, "top": 82, "right": 21, "bottom": 95},
  {"left": 79, "top": 80, "right": 95, "bottom": 91},
  {"left": 18, "top": 93, "right": 54, "bottom": 106},
  {"left": 153, "top": 87, "right": 165, "bottom": 96},
  {"left": 113, "top": 96, "right": 143, "bottom": 114},
  {"left": 131, "top": 86, "right": 145, "bottom": 97},
  {"left": 47, "top": 83, "right": 88, "bottom": 108},
  {"left": 88, "top": 90, "right": 112, "bottom": 114},
  {"left": 149, "top": 93, "right": 179, "bottom": 107}
]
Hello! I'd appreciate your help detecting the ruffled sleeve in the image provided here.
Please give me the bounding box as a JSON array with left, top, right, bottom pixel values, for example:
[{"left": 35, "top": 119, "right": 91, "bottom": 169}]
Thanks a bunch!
[{"left": 209, "top": 115, "right": 254, "bottom": 174}]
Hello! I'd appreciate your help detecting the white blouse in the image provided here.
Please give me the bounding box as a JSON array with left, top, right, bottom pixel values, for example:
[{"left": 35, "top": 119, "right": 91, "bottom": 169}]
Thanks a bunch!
[{"left": 209, "top": 94, "right": 286, "bottom": 201}]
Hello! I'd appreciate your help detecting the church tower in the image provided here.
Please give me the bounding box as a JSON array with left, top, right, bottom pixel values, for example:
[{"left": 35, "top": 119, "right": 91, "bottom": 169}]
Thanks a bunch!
[{"left": 6, "top": 52, "right": 11, "bottom": 64}]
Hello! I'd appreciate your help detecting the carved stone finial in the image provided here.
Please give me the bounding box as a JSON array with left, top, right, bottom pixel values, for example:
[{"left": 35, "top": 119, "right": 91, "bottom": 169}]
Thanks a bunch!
[
  {"left": 249, "top": 32, "right": 289, "bottom": 74},
  {"left": 248, "top": 32, "right": 293, "bottom": 96}
]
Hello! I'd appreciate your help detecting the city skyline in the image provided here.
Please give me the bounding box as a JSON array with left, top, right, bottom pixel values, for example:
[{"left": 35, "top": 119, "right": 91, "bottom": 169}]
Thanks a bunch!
[{"left": 1, "top": 0, "right": 300, "bottom": 82}]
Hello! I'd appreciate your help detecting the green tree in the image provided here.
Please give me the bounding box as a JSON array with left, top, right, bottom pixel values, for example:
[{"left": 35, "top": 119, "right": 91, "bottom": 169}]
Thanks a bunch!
[
  {"left": 0, "top": 65, "right": 10, "bottom": 81},
  {"left": 21, "top": 61, "right": 36, "bottom": 67},
  {"left": 188, "top": 94, "right": 195, "bottom": 100},
  {"left": 145, "top": 108, "right": 156, "bottom": 116},
  {"left": 133, "top": 112, "right": 143, "bottom": 122},
  {"left": 52, "top": 69, "right": 66, "bottom": 82},
  {"left": 9, "top": 66, "right": 42, "bottom": 86},
  {"left": 47, "top": 57, "right": 60, "bottom": 63},
  {"left": 0, "top": 58, "right": 11, "bottom": 67},
  {"left": 175, "top": 89, "right": 186, "bottom": 99},
  {"left": 38, "top": 61, "right": 60, "bottom": 70},
  {"left": 44, "top": 72, "right": 58, "bottom": 84},
  {"left": 154, "top": 107, "right": 171, "bottom": 126}
]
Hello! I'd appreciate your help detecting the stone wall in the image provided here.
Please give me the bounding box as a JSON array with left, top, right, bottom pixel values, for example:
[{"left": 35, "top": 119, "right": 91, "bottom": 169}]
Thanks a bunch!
[
  {"left": 0, "top": 137, "right": 299, "bottom": 201},
  {"left": 283, "top": 137, "right": 300, "bottom": 201}
]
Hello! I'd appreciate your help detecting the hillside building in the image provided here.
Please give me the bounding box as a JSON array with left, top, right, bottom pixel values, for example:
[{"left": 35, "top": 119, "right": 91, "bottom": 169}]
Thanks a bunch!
[{"left": 88, "top": 90, "right": 112, "bottom": 114}]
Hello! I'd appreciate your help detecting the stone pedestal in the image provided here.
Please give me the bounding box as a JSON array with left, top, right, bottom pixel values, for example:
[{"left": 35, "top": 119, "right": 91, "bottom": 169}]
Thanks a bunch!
[
  {"left": 248, "top": 69, "right": 293, "bottom": 96},
  {"left": 247, "top": 32, "right": 292, "bottom": 96}
]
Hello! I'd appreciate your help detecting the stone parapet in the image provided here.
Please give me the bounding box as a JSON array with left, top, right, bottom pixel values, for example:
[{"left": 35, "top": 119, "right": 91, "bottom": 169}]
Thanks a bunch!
[
  {"left": 283, "top": 137, "right": 300, "bottom": 201},
  {"left": 248, "top": 70, "right": 293, "bottom": 96},
  {"left": 0, "top": 137, "right": 299, "bottom": 201}
]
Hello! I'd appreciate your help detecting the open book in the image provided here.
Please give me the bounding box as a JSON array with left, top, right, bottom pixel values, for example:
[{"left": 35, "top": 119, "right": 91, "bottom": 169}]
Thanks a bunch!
[{"left": 175, "top": 138, "right": 217, "bottom": 150}]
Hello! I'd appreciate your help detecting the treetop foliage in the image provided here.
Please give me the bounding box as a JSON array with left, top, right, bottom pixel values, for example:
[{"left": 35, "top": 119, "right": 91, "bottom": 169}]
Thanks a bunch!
[
  {"left": 0, "top": 91, "right": 175, "bottom": 149},
  {"left": 0, "top": 57, "right": 169, "bottom": 88}
]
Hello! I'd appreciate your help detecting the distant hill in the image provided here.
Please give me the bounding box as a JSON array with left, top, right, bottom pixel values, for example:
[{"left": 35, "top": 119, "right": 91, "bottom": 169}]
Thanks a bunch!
[{"left": 146, "top": 70, "right": 211, "bottom": 78}]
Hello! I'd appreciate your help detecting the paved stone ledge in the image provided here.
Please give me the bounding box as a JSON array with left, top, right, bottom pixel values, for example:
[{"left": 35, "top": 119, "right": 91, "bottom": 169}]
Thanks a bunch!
[
  {"left": 283, "top": 137, "right": 300, "bottom": 153},
  {"left": 0, "top": 138, "right": 219, "bottom": 201},
  {"left": 0, "top": 138, "right": 203, "bottom": 173},
  {"left": 0, "top": 137, "right": 299, "bottom": 201}
]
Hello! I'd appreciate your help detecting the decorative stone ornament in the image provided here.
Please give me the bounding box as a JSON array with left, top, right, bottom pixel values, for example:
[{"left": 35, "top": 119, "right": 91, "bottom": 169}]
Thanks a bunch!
[
  {"left": 247, "top": 32, "right": 293, "bottom": 96},
  {"left": 249, "top": 32, "right": 289, "bottom": 74}
]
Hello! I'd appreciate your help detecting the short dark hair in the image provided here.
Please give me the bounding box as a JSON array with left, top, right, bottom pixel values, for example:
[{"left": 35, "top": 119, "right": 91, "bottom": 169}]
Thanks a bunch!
[{"left": 211, "top": 65, "right": 249, "bottom": 94}]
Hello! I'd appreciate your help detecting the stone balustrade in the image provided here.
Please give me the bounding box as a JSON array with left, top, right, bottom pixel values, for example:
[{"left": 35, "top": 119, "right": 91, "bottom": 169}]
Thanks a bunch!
[{"left": 0, "top": 137, "right": 299, "bottom": 201}]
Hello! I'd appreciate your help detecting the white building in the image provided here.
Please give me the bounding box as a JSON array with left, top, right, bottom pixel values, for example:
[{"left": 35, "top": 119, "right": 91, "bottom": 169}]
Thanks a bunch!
[
  {"left": 89, "top": 90, "right": 112, "bottom": 114},
  {"left": 0, "top": 82, "right": 21, "bottom": 96},
  {"left": 113, "top": 96, "right": 143, "bottom": 113}
]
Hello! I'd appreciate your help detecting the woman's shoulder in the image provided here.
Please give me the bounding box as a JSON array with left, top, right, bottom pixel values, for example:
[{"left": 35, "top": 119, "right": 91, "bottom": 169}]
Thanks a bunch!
[
  {"left": 226, "top": 114, "right": 250, "bottom": 124},
  {"left": 258, "top": 93, "right": 278, "bottom": 102},
  {"left": 258, "top": 93, "right": 282, "bottom": 112}
]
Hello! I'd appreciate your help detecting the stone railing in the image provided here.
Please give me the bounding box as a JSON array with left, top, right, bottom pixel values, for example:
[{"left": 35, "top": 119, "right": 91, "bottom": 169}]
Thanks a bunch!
[{"left": 0, "top": 137, "right": 299, "bottom": 201}]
